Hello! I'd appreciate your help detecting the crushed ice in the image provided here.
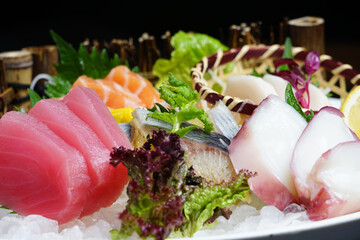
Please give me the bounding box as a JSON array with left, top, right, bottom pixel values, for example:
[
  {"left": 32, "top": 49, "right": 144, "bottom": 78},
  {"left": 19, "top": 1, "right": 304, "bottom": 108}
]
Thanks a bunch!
[{"left": 0, "top": 191, "right": 311, "bottom": 240}]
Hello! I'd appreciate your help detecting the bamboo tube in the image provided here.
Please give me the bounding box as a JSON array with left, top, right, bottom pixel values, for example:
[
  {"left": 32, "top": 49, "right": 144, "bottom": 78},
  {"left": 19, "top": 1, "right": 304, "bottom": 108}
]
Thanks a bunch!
[
  {"left": 22, "top": 45, "right": 58, "bottom": 77},
  {"left": 288, "top": 16, "right": 325, "bottom": 54},
  {"left": 0, "top": 50, "right": 33, "bottom": 111}
]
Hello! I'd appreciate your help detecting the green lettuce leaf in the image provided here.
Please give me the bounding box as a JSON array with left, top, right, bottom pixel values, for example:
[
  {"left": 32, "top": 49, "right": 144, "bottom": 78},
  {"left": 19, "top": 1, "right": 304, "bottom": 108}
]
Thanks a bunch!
[
  {"left": 110, "top": 129, "right": 253, "bottom": 240},
  {"left": 171, "top": 170, "right": 253, "bottom": 238},
  {"left": 147, "top": 73, "right": 214, "bottom": 137},
  {"left": 152, "top": 30, "right": 228, "bottom": 88}
]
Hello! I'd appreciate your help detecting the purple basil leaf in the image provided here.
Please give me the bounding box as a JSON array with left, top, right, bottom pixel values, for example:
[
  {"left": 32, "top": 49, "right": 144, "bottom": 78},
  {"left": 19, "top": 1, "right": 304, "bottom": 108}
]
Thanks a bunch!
[{"left": 305, "top": 51, "right": 320, "bottom": 75}]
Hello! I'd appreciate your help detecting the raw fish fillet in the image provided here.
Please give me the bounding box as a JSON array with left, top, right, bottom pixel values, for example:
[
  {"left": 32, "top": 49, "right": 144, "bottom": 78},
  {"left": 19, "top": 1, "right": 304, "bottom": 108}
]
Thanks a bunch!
[
  {"left": 71, "top": 75, "right": 145, "bottom": 109},
  {"left": 306, "top": 141, "right": 360, "bottom": 220},
  {"left": 290, "top": 107, "right": 358, "bottom": 205},
  {"left": 0, "top": 112, "right": 91, "bottom": 224},
  {"left": 63, "top": 86, "right": 132, "bottom": 151},
  {"left": 224, "top": 75, "right": 277, "bottom": 105},
  {"left": 104, "top": 65, "right": 161, "bottom": 108},
  {"left": 28, "top": 99, "right": 128, "bottom": 216},
  {"left": 130, "top": 108, "right": 236, "bottom": 183},
  {"left": 228, "top": 95, "right": 307, "bottom": 210}
]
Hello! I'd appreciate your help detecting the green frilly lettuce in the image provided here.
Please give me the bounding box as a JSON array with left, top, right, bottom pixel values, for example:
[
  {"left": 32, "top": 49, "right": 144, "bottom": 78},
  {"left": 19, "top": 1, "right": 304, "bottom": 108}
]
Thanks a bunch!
[
  {"left": 171, "top": 170, "right": 252, "bottom": 238},
  {"left": 152, "top": 30, "right": 228, "bottom": 88},
  {"left": 147, "top": 73, "right": 214, "bottom": 137}
]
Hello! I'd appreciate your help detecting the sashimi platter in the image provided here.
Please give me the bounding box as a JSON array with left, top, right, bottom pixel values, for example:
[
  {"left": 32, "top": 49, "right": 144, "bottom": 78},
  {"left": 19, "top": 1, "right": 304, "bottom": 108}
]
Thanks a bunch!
[{"left": 1, "top": 28, "right": 360, "bottom": 240}]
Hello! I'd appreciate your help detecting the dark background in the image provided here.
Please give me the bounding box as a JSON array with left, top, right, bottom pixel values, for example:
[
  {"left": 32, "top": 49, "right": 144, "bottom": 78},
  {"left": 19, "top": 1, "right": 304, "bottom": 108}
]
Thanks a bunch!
[{"left": 1, "top": 1, "right": 360, "bottom": 69}]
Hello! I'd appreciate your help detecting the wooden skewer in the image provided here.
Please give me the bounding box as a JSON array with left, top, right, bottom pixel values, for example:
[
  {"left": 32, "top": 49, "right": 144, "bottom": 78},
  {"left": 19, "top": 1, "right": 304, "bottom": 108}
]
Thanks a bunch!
[
  {"left": 161, "top": 31, "right": 173, "bottom": 59},
  {"left": 228, "top": 25, "right": 241, "bottom": 48}
]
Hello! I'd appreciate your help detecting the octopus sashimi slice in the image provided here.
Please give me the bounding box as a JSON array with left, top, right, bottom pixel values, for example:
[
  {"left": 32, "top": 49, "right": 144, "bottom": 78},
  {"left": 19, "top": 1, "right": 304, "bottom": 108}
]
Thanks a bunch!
[
  {"left": 228, "top": 94, "right": 307, "bottom": 210},
  {"left": 290, "top": 107, "right": 358, "bottom": 205},
  {"left": 0, "top": 111, "right": 91, "bottom": 224},
  {"left": 306, "top": 141, "right": 360, "bottom": 220}
]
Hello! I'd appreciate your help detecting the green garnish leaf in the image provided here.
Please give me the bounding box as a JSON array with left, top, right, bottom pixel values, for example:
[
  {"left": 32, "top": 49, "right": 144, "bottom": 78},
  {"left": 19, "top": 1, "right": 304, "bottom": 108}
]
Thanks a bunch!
[
  {"left": 45, "top": 30, "right": 123, "bottom": 98},
  {"left": 147, "top": 73, "right": 214, "bottom": 137},
  {"left": 252, "top": 68, "right": 263, "bottom": 77},
  {"left": 285, "top": 83, "right": 314, "bottom": 122},
  {"left": 173, "top": 170, "right": 252, "bottom": 238},
  {"left": 0, "top": 205, "right": 17, "bottom": 214},
  {"left": 44, "top": 75, "right": 72, "bottom": 98},
  {"left": 152, "top": 30, "right": 228, "bottom": 88},
  {"left": 211, "top": 82, "right": 223, "bottom": 93},
  {"left": 277, "top": 37, "right": 293, "bottom": 72},
  {"left": 13, "top": 106, "right": 21, "bottom": 112},
  {"left": 282, "top": 37, "right": 294, "bottom": 59},
  {"left": 312, "top": 80, "right": 320, "bottom": 87},
  {"left": 27, "top": 88, "right": 42, "bottom": 107},
  {"left": 50, "top": 30, "right": 83, "bottom": 83}
]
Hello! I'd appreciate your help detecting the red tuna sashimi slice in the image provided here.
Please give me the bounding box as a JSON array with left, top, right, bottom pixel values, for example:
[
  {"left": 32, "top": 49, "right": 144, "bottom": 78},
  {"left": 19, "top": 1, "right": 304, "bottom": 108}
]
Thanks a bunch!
[
  {"left": 62, "top": 86, "right": 132, "bottom": 151},
  {"left": 0, "top": 111, "right": 91, "bottom": 224},
  {"left": 28, "top": 99, "right": 128, "bottom": 216}
]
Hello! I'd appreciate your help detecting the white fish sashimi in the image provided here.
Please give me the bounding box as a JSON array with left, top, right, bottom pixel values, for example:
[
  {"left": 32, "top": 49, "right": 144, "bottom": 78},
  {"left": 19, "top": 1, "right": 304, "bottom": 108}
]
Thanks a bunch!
[
  {"left": 224, "top": 75, "right": 277, "bottom": 105},
  {"left": 228, "top": 94, "right": 307, "bottom": 210}
]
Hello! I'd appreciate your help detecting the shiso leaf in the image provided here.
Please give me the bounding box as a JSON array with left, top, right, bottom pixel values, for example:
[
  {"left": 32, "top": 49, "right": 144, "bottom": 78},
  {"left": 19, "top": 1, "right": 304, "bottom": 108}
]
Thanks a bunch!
[
  {"left": 49, "top": 30, "right": 83, "bottom": 83},
  {"left": 27, "top": 88, "right": 42, "bottom": 108},
  {"left": 44, "top": 30, "right": 123, "bottom": 98},
  {"left": 44, "top": 75, "right": 73, "bottom": 98}
]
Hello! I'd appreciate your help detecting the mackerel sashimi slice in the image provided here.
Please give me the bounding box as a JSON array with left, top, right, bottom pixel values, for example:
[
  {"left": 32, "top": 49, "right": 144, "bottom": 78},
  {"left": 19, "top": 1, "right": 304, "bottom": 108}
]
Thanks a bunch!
[
  {"left": 63, "top": 86, "right": 132, "bottom": 151},
  {"left": 28, "top": 98, "right": 127, "bottom": 216},
  {"left": 0, "top": 111, "right": 91, "bottom": 224}
]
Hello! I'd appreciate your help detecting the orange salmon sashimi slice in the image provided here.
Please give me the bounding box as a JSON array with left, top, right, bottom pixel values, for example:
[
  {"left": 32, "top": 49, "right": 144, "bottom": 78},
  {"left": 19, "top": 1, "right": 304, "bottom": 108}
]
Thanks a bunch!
[
  {"left": 104, "top": 65, "right": 161, "bottom": 108},
  {"left": 71, "top": 75, "right": 146, "bottom": 109}
]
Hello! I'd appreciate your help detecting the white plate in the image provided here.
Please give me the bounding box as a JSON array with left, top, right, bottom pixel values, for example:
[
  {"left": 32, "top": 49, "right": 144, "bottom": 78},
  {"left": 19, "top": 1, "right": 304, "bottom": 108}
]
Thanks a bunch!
[{"left": 174, "top": 211, "right": 360, "bottom": 240}]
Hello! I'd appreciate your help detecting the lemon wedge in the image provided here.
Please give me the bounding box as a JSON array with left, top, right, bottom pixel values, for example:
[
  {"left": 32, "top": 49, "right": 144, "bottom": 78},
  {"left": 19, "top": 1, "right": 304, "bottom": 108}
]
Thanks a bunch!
[{"left": 340, "top": 85, "right": 360, "bottom": 138}]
